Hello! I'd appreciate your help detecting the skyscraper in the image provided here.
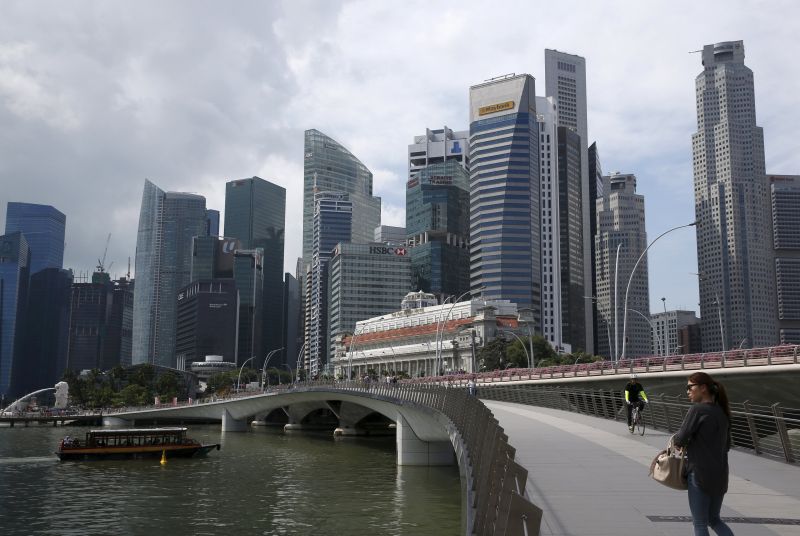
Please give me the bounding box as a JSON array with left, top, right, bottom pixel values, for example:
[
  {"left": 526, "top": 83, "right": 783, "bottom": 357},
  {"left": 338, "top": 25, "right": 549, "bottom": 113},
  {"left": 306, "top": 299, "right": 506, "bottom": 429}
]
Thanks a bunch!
[
  {"left": 132, "top": 179, "right": 207, "bottom": 367},
  {"left": 594, "top": 173, "right": 651, "bottom": 359},
  {"left": 406, "top": 128, "right": 470, "bottom": 301},
  {"left": 587, "top": 142, "right": 604, "bottom": 352},
  {"left": 0, "top": 232, "right": 30, "bottom": 398},
  {"left": 692, "top": 41, "right": 777, "bottom": 350},
  {"left": 306, "top": 191, "right": 352, "bottom": 372},
  {"left": 224, "top": 176, "right": 286, "bottom": 367},
  {"left": 545, "top": 49, "right": 593, "bottom": 355},
  {"left": 4, "top": 202, "right": 66, "bottom": 275},
  {"left": 302, "top": 129, "right": 381, "bottom": 265},
  {"left": 469, "top": 74, "right": 541, "bottom": 324},
  {"left": 769, "top": 175, "right": 800, "bottom": 343}
]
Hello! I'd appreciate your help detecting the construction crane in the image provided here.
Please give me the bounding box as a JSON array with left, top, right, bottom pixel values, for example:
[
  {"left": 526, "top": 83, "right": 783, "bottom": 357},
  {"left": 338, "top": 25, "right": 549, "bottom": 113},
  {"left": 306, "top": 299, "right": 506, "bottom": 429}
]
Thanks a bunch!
[{"left": 97, "top": 233, "right": 111, "bottom": 273}]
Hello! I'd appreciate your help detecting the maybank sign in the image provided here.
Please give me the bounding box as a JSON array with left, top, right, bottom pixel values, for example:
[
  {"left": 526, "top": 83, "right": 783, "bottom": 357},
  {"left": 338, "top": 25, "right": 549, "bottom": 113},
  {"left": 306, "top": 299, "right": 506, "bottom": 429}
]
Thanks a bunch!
[{"left": 478, "top": 100, "right": 515, "bottom": 116}]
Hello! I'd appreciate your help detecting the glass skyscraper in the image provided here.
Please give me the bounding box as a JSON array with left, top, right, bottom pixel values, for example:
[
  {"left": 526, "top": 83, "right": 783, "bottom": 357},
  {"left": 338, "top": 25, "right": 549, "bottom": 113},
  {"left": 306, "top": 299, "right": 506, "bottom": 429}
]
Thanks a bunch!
[
  {"left": 0, "top": 232, "right": 30, "bottom": 399},
  {"left": 224, "top": 176, "right": 285, "bottom": 367},
  {"left": 406, "top": 128, "right": 470, "bottom": 301},
  {"left": 302, "top": 129, "right": 381, "bottom": 266},
  {"left": 468, "top": 74, "right": 541, "bottom": 324},
  {"left": 132, "top": 179, "right": 207, "bottom": 367},
  {"left": 4, "top": 202, "right": 66, "bottom": 275}
]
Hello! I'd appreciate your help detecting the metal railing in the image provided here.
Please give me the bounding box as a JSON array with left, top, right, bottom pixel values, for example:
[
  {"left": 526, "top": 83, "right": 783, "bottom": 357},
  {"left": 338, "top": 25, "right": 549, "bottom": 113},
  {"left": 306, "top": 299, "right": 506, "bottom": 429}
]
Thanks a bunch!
[
  {"left": 411, "top": 344, "right": 800, "bottom": 385},
  {"left": 478, "top": 384, "right": 799, "bottom": 464}
]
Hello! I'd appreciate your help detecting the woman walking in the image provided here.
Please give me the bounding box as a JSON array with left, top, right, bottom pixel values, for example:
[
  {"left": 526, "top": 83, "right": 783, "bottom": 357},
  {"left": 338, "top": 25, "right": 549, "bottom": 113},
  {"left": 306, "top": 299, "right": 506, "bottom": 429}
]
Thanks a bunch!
[{"left": 673, "top": 372, "right": 734, "bottom": 535}]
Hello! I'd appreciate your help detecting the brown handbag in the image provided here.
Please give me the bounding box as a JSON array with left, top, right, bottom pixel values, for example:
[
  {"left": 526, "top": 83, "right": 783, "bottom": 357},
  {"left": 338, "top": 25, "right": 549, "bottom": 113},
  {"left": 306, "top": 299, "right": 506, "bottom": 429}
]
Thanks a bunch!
[{"left": 649, "top": 439, "right": 688, "bottom": 490}]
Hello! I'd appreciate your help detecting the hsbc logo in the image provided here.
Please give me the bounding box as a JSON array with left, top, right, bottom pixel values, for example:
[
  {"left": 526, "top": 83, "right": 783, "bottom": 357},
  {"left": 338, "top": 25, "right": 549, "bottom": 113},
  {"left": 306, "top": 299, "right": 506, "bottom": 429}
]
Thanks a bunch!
[{"left": 369, "top": 246, "right": 407, "bottom": 256}]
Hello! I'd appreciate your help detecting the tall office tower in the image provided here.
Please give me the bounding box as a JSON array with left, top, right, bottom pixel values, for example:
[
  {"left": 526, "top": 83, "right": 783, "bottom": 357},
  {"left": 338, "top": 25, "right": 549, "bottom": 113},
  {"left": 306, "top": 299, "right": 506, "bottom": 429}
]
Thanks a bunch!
[
  {"left": 693, "top": 41, "right": 777, "bottom": 350},
  {"left": 190, "top": 236, "right": 240, "bottom": 282},
  {"left": 282, "top": 273, "right": 301, "bottom": 370},
  {"left": 587, "top": 142, "right": 604, "bottom": 352},
  {"left": 5, "top": 202, "right": 66, "bottom": 275},
  {"left": 15, "top": 268, "right": 72, "bottom": 395},
  {"left": 374, "top": 225, "right": 406, "bottom": 245},
  {"left": 545, "top": 49, "right": 593, "bottom": 355},
  {"left": 107, "top": 276, "right": 134, "bottom": 368},
  {"left": 0, "top": 232, "right": 30, "bottom": 399},
  {"left": 225, "top": 177, "right": 286, "bottom": 367},
  {"left": 302, "top": 129, "right": 381, "bottom": 265},
  {"left": 232, "top": 248, "right": 263, "bottom": 366},
  {"left": 306, "top": 192, "right": 353, "bottom": 374},
  {"left": 132, "top": 179, "right": 207, "bottom": 367},
  {"left": 66, "top": 273, "right": 114, "bottom": 373},
  {"left": 535, "top": 96, "right": 563, "bottom": 347},
  {"left": 769, "top": 175, "right": 800, "bottom": 343},
  {"left": 407, "top": 127, "right": 469, "bottom": 301},
  {"left": 557, "top": 126, "right": 586, "bottom": 351},
  {"left": 205, "top": 209, "right": 220, "bottom": 237},
  {"left": 175, "top": 279, "right": 239, "bottom": 370},
  {"left": 469, "top": 74, "right": 541, "bottom": 324},
  {"left": 327, "top": 242, "right": 411, "bottom": 377},
  {"left": 594, "top": 173, "right": 651, "bottom": 359}
]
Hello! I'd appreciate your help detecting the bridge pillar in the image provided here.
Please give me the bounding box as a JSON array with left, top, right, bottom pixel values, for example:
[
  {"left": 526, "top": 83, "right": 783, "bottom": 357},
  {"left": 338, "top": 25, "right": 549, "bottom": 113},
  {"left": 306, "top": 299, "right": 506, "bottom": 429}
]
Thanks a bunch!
[
  {"left": 395, "top": 414, "right": 454, "bottom": 466},
  {"left": 221, "top": 409, "right": 248, "bottom": 432},
  {"left": 102, "top": 416, "right": 132, "bottom": 426}
]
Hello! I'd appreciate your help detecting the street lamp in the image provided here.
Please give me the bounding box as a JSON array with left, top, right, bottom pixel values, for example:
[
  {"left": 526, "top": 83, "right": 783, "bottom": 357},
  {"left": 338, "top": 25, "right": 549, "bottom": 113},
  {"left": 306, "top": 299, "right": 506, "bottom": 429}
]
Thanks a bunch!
[
  {"left": 621, "top": 221, "right": 697, "bottom": 361},
  {"left": 693, "top": 272, "right": 726, "bottom": 352},
  {"left": 283, "top": 364, "right": 294, "bottom": 384},
  {"left": 295, "top": 342, "right": 307, "bottom": 382},
  {"left": 454, "top": 325, "right": 478, "bottom": 374},
  {"left": 237, "top": 356, "right": 257, "bottom": 392},
  {"left": 260, "top": 347, "right": 285, "bottom": 388},
  {"left": 584, "top": 296, "right": 613, "bottom": 361},
  {"left": 661, "top": 297, "right": 668, "bottom": 356},
  {"left": 517, "top": 307, "right": 536, "bottom": 370},
  {"left": 627, "top": 308, "right": 661, "bottom": 357},
  {"left": 498, "top": 329, "right": 530, "bottom": 369}
]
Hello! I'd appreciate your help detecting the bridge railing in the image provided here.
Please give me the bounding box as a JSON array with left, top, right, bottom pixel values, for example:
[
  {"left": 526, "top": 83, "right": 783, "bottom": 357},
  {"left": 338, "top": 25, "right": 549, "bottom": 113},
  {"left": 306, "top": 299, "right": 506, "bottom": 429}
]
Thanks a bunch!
[
  {"left": 291, "top": 380, "right": 543, "bottom": 536},
  {"left": 410, "top": 344, "right": 800, "bottom": 386},
  {"left": 478, "top": 384, "right": 799, "bottom": 464}
]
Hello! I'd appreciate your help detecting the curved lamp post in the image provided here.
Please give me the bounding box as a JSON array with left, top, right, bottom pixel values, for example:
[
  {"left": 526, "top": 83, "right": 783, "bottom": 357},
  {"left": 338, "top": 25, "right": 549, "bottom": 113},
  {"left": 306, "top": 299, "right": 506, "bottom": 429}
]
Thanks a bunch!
[
  {"left": 260, "top": 347, "right": 285, "bottom": 388},
  {"left": 517, "top": 307, "right": 536, "bottom": 370},
  {"left": 693, "top": 273, "right": 726, "bottom": 352},
  {"left": 237, "top": 356, "right": 257, "bottom": 392},
  {"left": 621, "top": 221, "right": 696, "bottom": 361},
  {"left": 498, "top": 329, "right": 530, "bottom": 369},
  {"left": 436, "top": 291, "right": 473, "bottom": 375},
  {"left": 627, "top": 307, "right": 661, "bottom": 356}
]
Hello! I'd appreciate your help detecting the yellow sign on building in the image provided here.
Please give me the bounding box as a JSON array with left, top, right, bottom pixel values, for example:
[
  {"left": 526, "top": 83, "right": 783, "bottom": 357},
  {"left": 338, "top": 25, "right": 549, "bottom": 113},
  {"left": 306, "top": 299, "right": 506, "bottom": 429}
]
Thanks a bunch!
[{"left": 478, "top": 100, "right": 515, "bottom": 116}]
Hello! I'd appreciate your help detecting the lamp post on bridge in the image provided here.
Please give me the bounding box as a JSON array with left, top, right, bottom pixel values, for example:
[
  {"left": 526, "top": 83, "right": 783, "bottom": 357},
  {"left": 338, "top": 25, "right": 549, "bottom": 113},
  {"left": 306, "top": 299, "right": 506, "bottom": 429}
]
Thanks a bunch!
[
  {"left": 236, "top": 356, "right": 257, "bottom": 392},
  {"left": 627, "top": 308, "right": 661, "bottom": 357},
  {"left": 260, "top": 347, "right": 285, "bottom": 389},
  {"left": 692, "top": 272, "right": 726, "bottom": 352},
  {"left": 621, "top": 221, "right": 697, "bottom": 361},
  {"left": 498, "top": 329, "right": 530, "bottom": 370},
  {"left": 517, "top": 307, "right": 536, "bottom": 371}
]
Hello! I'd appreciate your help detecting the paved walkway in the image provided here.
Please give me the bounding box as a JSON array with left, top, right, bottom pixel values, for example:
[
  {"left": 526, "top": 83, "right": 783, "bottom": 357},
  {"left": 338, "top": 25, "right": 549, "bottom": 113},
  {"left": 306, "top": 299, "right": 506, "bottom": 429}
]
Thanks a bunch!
[{"left": 485, "top": 401, "right": 800, "bottom": 536}]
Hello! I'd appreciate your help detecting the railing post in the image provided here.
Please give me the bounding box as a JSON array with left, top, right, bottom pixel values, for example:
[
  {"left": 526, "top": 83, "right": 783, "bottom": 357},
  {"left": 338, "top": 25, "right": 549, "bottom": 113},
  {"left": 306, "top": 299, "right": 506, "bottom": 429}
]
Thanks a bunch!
[
  {"left": 768, "top": 348, "right": 773, "bottom": 366},
  {"left": 681, "top": 355, "right": 685, "bottom": 370},
  {"left": 744, "top": 349, "right": 749, "bottom": 366},
  {"left": 659, "top": 393, "right": 672, "bottom": 432},
  {"left": 742, "top": 401, "right": 761, "bottom": 455},
  {"left": 771, "top": 403, "right": 795, "bottom": 463},
  {"left": 795, "top": 345, "right": 799, "bottom": 364},
  {"left": 721, "top": 351, "right": 726, "bottom": 368}
]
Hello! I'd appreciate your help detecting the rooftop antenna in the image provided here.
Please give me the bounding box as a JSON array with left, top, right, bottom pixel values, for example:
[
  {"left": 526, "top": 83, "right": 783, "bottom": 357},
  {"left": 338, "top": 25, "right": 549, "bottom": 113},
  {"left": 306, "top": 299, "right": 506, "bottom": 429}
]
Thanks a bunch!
[{"left": 127, "top": 257, "right": 131, "bottom": 279}]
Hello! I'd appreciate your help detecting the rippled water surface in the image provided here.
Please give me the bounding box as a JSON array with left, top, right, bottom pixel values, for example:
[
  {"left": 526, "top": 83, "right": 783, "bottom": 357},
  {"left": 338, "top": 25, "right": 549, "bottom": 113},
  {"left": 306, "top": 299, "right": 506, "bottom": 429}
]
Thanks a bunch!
[{"left": 0, "top": 424, "right": 461, "bottom": 536}]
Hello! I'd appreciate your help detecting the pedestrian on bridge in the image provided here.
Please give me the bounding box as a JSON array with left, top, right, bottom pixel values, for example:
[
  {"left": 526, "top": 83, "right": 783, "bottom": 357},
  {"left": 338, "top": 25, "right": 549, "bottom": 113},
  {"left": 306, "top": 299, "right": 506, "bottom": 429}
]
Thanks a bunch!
[{"left": 673, "top": 372, "right": 734, "bottom": 536}]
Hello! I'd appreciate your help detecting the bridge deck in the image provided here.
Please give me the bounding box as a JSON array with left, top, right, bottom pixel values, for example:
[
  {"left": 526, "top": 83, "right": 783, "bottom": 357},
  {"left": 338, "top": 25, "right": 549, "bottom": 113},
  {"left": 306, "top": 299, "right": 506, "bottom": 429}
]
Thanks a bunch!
[{"left": 486, "top": 401, "right": 800, "bottom": 536}]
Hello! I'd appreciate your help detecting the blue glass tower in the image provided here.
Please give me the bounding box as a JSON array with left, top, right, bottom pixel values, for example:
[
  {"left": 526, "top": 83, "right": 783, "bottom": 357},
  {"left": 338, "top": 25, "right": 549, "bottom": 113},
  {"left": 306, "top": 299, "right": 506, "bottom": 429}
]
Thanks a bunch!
[
  {"left": 5, "top": 202, "right": 66, "bottom": 275},
  {"left": 468, "top": 74, "right": 541, "bottom": 325},
  {"left": 0, "top": 232, "right": 30, "bottom": 399}
]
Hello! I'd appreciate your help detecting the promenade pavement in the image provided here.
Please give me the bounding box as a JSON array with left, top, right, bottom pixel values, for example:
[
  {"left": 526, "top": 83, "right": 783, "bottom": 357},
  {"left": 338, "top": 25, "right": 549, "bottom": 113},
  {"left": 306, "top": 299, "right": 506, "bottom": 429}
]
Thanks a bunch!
[{"left": 485, "top": 400, "right": 800, "bottom": 536}]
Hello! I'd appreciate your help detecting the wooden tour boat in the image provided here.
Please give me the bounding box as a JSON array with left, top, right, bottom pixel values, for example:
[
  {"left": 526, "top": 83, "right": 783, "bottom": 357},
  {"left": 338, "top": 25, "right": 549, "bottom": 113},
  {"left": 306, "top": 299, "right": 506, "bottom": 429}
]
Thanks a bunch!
[{"left": 56, "top": 427, "right": 220, "bottom": 461}]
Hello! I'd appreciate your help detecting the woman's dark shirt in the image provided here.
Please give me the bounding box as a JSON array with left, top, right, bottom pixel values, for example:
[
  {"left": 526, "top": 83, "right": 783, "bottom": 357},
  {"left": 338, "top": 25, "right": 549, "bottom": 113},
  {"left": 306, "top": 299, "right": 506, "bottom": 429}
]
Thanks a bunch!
[{"left": 673, "top": 402, "right": 731, "bottom": 495}]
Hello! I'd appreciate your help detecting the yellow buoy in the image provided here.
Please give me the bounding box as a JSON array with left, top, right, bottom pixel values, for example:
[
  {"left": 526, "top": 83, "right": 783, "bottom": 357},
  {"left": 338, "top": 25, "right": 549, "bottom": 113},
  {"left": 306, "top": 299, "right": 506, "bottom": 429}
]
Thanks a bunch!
[{"left": 160, "top": 450, "right": 167, "bottom": 465}]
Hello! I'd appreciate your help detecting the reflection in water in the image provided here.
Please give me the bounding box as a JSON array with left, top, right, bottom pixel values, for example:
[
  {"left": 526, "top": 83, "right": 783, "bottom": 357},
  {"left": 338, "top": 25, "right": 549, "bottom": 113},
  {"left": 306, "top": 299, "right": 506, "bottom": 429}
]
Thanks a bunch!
[{"left": 0, "top": 425, "right": 461, "bottom": 536}]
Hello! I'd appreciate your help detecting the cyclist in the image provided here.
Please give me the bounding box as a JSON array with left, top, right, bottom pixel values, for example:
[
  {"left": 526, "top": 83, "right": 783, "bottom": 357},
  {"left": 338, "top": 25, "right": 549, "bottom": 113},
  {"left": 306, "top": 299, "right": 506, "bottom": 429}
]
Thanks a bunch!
[{"left": 624, "top": 374, "right": 648, "bottom": 432}]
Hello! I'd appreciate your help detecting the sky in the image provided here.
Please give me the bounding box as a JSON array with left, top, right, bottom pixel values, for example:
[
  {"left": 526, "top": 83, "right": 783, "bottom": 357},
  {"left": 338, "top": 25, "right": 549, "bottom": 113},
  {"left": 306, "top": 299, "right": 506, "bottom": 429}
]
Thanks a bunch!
[{"left": 0, "top": 0, "right": 797, "bottom": 315}]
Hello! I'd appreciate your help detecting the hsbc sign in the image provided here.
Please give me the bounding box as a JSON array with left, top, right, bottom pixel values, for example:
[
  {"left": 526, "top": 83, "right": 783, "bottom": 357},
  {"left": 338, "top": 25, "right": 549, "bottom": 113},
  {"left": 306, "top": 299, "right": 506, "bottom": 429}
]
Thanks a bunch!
[{"left": 369, "top": 246, "right": 407, "bottom": 256}]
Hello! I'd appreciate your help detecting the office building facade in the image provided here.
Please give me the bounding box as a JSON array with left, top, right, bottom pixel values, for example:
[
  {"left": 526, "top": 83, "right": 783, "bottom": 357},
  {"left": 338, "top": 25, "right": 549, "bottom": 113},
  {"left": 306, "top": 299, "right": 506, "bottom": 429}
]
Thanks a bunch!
[
  {"left": 469, "top": 74, "right": 541, "bottom": 324},
  {"left": 4, "top": 202, "right": 66, "bottom": 276},
  {"left": 374, "top": 225, "right": 406, "bottom": 245},
  {"left": 0, "top": 232, "right": 30, "bottom": 398},
  {"left": 302, "top": 129, "right": 381, "bottom": 265},
  {"left": 693, "top": 41, "right": 777, "bottom": 350},
  {"left": 587, "top": 142, "right": 604, "bottom": 352},
  {"left": 326, "top": 242, "right": 412, "bottom": 377},
  {"left": 175, "top": 279, "right": 239, "bottom": 370},
  {"left": 225, "top": 177, "right": 285, "bottom": 367},
  {"left": 545, "top": 49, "right": 593, "bottom": 355},
  {"left": 132, "top": 179, "right": 207, "bottom": 367},
  {"left": 282, "top": 272, "right": 302, "bottom": 370},
  {"left": 650, "top": 310, "right": 700, "bottom": 357},
  {"left": 306, "top": 191, "right": 353, "bottom": 372},
  {"left": 770, "top": 175, "right": 800, "bottom": 343},
  {"left": 594, "top": 173, "right": 651, "bottom": 359}
]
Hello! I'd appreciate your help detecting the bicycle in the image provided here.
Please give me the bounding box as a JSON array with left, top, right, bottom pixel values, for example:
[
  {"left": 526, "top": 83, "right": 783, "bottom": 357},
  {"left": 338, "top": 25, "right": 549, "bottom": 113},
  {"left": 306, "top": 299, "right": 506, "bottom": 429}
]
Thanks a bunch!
[{"left": 629, "top": 403, "right": 646, "bottom": 436}]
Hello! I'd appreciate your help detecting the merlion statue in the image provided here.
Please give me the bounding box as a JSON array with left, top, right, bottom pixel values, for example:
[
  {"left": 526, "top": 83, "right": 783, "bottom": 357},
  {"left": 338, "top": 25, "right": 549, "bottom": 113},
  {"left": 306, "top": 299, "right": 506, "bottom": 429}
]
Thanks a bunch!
[{"left": 54, "top": 381, "right": 69, "bottom": 409}]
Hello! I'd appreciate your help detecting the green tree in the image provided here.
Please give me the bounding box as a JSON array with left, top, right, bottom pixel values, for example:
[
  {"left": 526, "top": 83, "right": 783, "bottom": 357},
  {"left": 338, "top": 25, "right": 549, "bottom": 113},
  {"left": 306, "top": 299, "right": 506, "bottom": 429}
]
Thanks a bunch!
[
  {"left": 118, "top": 384, "right": 150, "bottom": 406},
  {"left": 155, "top": 372, "right": 181, "bottom": 400},
  {"left": 477, "top": 337, "right": 508, "bottom": 371}
]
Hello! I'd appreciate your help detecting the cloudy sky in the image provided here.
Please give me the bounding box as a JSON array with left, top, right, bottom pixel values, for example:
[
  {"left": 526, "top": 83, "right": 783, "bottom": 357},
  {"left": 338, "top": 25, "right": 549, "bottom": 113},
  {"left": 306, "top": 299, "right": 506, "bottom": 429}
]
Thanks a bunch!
[{"left": 1, "top": 0, "right": 797, "bottom": 315}]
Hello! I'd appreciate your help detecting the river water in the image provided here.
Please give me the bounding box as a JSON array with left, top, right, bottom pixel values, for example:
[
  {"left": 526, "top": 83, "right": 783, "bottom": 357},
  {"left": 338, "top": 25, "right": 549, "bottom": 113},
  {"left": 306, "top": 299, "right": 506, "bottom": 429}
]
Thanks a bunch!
[{"left": 0, "top": 424, "right": 462, "bottom": 536}]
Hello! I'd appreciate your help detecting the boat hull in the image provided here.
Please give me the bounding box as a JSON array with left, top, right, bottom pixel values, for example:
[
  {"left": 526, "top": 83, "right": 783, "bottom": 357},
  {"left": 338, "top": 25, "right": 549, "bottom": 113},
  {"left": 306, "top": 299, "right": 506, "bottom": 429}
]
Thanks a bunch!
[{"left": 57, "top": 443, "right": 220, "bottom": 461}]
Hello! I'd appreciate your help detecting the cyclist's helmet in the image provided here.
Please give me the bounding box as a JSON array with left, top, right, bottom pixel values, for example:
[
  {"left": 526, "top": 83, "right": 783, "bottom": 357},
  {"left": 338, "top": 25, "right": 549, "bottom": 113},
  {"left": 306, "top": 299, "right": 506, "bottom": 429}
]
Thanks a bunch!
[{"left": 629, "top": 373, "right": 638, "bottom": 380}]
